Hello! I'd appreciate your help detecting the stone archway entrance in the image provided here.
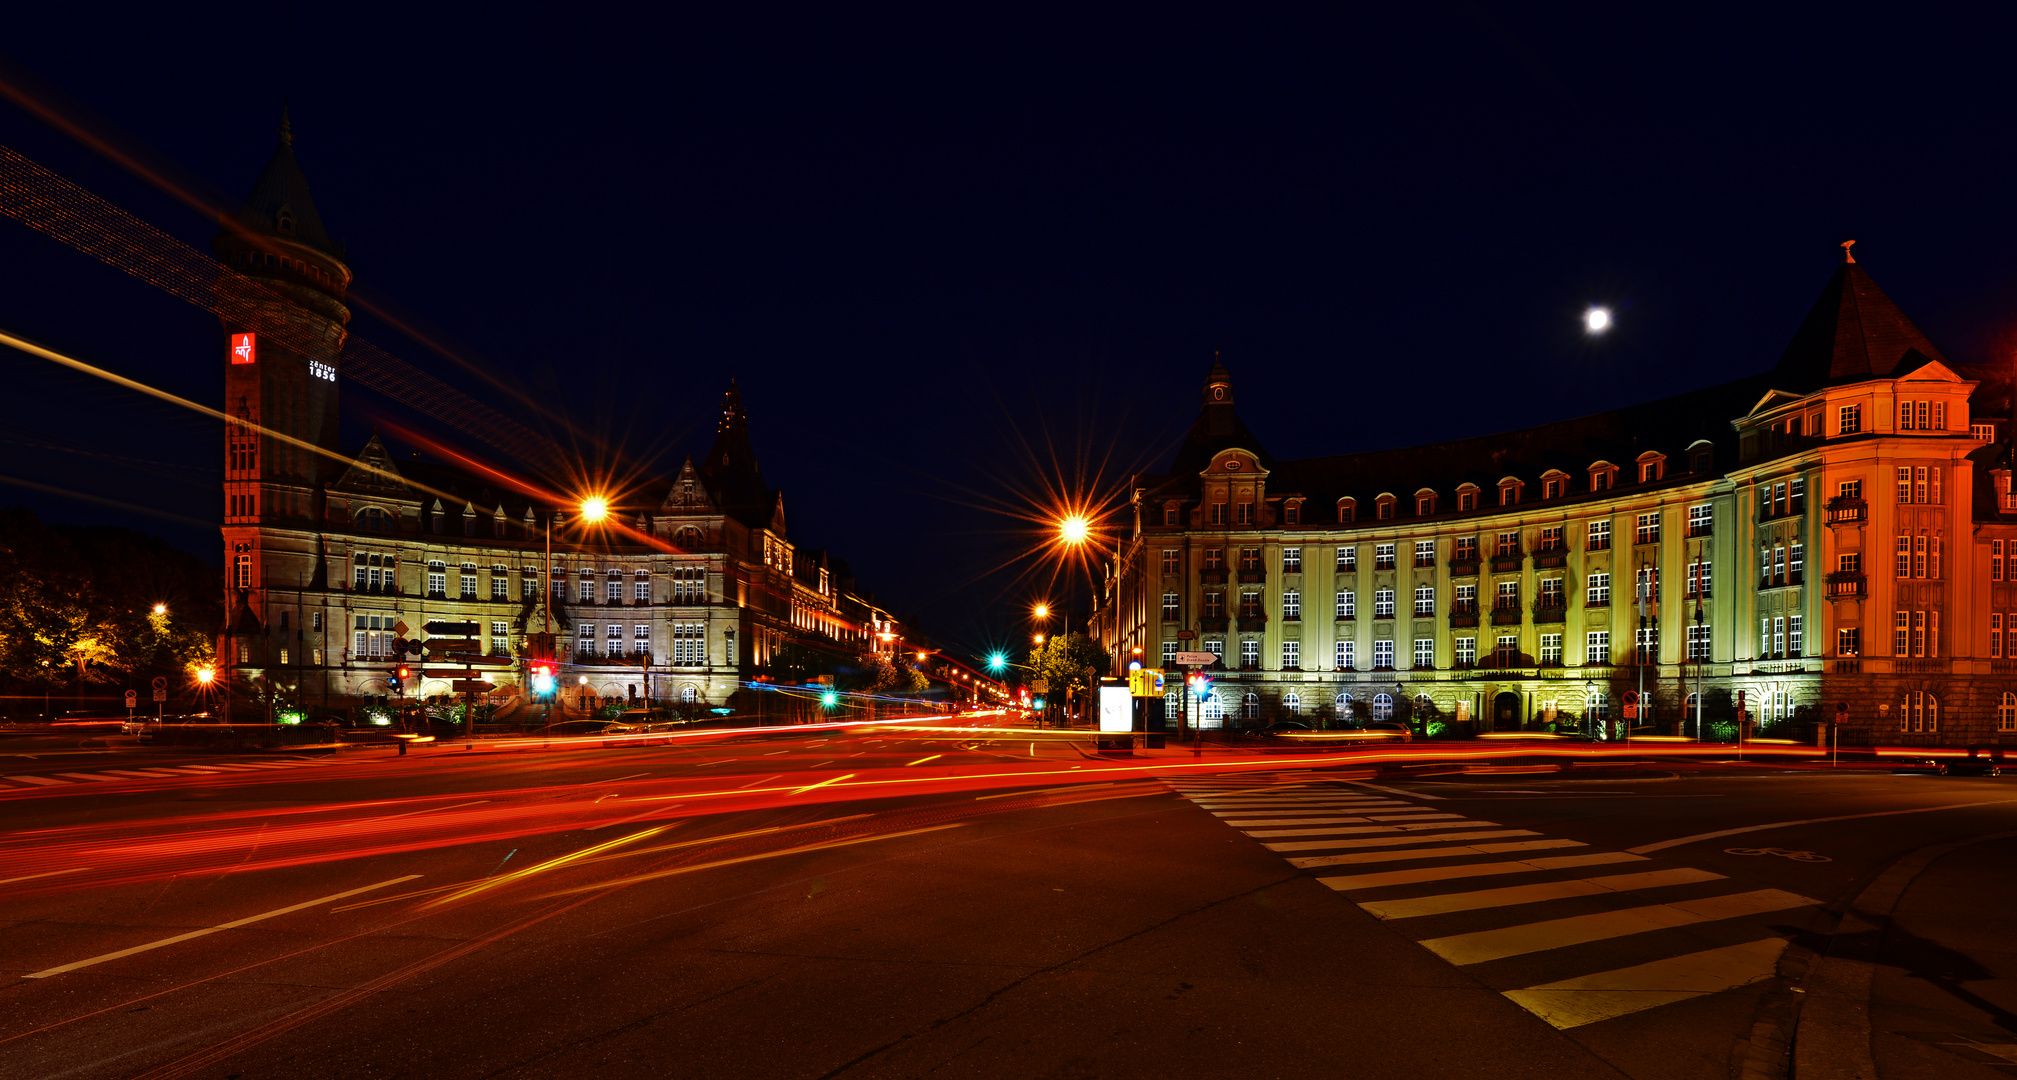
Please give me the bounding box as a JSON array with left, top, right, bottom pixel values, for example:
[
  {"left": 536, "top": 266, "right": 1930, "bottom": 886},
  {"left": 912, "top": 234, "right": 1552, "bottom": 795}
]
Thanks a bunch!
[{"left": 1493, "top": 691, "right": 1522, "bottom": 731}]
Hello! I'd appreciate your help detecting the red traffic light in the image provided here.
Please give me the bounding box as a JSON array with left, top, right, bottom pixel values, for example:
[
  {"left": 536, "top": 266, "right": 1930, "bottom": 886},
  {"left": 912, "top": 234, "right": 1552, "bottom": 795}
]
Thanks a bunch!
[{"left": 397, "top": 667, "right": 410, "bottom": 679}]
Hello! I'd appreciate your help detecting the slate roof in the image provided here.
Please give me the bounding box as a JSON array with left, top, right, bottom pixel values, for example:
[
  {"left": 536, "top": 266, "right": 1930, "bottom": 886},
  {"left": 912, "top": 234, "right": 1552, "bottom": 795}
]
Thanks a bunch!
[{"left": 229, "top": 108, "right": 343, "bottom": 258}]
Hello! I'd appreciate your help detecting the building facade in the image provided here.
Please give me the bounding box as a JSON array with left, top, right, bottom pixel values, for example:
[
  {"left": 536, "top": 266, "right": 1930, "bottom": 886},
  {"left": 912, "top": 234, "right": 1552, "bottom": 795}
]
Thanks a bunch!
[
  {"left": 213, "top": 122, "right": 895, "bottom": 721},
  {"left": 1095, "top": 254, "right": 2017, "bottom": 745}
]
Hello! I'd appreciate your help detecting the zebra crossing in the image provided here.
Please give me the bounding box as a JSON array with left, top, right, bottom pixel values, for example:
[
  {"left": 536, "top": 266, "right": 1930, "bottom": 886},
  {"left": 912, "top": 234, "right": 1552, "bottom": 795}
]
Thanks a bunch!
[
  {"left": 1170, "top": 772, "right": 1817, "bottom": 1030},
  {"left": 0, "top": 758, "right": 333, "bottom": 790}
]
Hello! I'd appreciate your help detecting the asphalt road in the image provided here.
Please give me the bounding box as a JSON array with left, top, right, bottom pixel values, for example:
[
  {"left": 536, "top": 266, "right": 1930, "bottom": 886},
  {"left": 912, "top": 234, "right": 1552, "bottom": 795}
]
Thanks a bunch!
[{"left": 2, "top": 722, "right": 2013, "bottom": 1080}]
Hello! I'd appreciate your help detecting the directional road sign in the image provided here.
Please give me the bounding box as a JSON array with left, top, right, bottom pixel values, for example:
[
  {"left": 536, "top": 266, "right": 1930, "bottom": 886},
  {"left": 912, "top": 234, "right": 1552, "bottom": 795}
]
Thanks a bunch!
[
  {"left": 450, "top": 680, "right": 493, "bottom": 693},
  {"left": 426, "top": 669, "right": 487, "bottom": 680},
  {"left": 1173, "top": 651, "right": 1217, "bottom": 666},
  {"left": 425, "top": 620, "right": 482, "bottom": 636}
]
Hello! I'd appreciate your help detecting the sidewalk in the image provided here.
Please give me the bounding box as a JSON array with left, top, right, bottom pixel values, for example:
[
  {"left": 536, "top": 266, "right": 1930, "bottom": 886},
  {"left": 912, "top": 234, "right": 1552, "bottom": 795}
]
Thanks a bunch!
[{"left": 1865, "top": 836, "right": 2017, "bottom": 1079}]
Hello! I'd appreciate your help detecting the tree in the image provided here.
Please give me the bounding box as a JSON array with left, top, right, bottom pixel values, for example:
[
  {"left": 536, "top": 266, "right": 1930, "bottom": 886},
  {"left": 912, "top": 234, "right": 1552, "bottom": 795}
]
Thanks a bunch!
[{"left": 1025, "top": 632, "right": 1111, "bottom": 723}]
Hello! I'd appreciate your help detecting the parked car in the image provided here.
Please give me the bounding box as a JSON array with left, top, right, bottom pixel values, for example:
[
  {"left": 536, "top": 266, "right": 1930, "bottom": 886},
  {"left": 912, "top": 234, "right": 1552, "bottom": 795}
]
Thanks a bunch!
[
  {"left": 1896, "top": 749, "right": 2004, "bottom": 778},
  {"left": 615, "top": 709, "right": 683, "bottom": 732}
]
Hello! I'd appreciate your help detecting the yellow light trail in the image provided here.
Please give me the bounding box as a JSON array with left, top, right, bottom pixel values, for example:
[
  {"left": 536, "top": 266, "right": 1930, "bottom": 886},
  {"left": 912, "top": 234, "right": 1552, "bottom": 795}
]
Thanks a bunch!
[
  {"left": 422, "top": 825, "right": 666, "bottom": 908},
  {"left": 904, "top": 755, "right": 942, "bottom": 767},
  {"left": 537, "top": 823, "right": 966, "bottom": 899}
]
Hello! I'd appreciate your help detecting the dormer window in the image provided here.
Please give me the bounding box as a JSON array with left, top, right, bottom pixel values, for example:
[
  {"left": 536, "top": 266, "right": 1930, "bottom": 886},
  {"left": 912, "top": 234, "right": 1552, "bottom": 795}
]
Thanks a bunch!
[
  {"left": 1637, "top": 452, "right": 1666, "bottom": 484},
  {"left": 1498, "top": 479, "right": 1523, "bottom": 506},
  {"left": 1375, "top": 494, "right": 1396, "bottom": 520},
  {"left": 1689, "top": 442, "right": 1715, "bottom": 473},
  {"left": 1164, "top": 502, "right": 1181, "bottom": 526},
  {"left": 277, "top": 211, "right": 294, "bottom": 232},
  {"left": 1540, "top": 472, "right": 1567, "bottom": 500},
  {"left": 1415, "top": 490, "right": 1437, "bottom": 516},
  {"left": 1337, "top": 498, "right": 1356, "bottom": 524},
  {"left": 1456, "top": 485, "right": 1479, "bottom": 512},
  {"left": 1283, "top": 499, "right": 1302, "bottom": 526},
  {"left": 1589, "top": 463, "right": 1617, "bottom": 491}
]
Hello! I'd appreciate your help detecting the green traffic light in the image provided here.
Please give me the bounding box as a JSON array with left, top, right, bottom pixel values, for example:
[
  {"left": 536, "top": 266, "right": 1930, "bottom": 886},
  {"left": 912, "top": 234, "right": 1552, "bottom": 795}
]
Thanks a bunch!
[
  {"left": 822, "top": 692, "right": 839, "bottom": 707},
  {"left": 987, "top": 651, "right": 1006, "bottom": 672}
]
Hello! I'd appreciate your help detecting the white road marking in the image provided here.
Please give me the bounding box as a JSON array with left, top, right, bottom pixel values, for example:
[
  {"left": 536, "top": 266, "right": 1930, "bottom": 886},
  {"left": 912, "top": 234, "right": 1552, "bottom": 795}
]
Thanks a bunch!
[
  {"left": 1418, "top": 888, "right": 1816, "bottom": 965},
  {"left": 1240, "top": 816, "right": 1467, "bottom": 835},
  {"left": 1358, "top": 867, "right": 1727, "bottom": 920},
  {"left": 1245, "top": 820, "right": 1494, "bottom": 840},
  {"left": 21, "top": 875, "right": 423, "bottom": 979},
  {"left": 1627, "top": 799, "right": 2017, "bottom": 853},
  {"left": 1264, "top": 828, "right": 1538, "bottom": 852},
  {"left": 1290, "top": 838, "right": 1587, "bottom": 869},
  {"left": 1502, "top": 937, "right": 1790, "bottom": 1029},
  {"left": 1319, "top": 851, "right": 1647, "bottom": 892},
  {"left": 1346, "top": 780, "right": 1443, "bottom": 800}
]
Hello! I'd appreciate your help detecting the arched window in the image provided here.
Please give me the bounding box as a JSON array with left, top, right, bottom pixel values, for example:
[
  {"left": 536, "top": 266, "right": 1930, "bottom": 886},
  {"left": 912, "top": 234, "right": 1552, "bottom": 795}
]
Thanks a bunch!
[
  {"left": 2000, "top": 693, "right": 2016, "bottom": 733},
  {"left": 1283, "top": 692, "right": 1301, "bottom": 715},
  {"left": 1371, "top": 693, "right": 1393, "bottom": 722},
  {"left": 1201, "top": 691, "right": 1225, "bottom": 725},
  {"left": 426, "top": 560, "right": 447, "bottom": 597},
  {"left": 1587, "top": 692, "right": 1609, "bottom": 720},
  {"left": 1334, "top": 691, "right": 1353, "bottom": 723},
  {"left": 1243, "top": 692, "right": 1260, "bottom": 720},
  {"left": 681, "top": 685, "right": 697, "bottom": 704}
]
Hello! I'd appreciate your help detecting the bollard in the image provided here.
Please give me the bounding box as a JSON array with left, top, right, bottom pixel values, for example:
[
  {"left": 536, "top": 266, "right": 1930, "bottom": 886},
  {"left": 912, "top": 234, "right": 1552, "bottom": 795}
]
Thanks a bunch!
[{"left": 398, "top": 740, "right": 407, "bottom": 756}]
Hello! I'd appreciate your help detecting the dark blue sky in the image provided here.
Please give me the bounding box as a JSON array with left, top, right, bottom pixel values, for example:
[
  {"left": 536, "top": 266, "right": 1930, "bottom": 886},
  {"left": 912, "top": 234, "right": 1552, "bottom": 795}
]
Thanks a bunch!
[{"left": 2, "top": 6, "right": 2014, "bottom": 656}]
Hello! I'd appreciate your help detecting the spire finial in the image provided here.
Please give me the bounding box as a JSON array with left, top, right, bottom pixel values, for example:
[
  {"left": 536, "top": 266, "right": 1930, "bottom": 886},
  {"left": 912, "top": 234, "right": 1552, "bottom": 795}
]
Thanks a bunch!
[
  {"left": 1841, "top": 239, "right": 1856, "bottom": 264},
  {"left": 279, "top": 100, "right": 293, "bottom": 148}
]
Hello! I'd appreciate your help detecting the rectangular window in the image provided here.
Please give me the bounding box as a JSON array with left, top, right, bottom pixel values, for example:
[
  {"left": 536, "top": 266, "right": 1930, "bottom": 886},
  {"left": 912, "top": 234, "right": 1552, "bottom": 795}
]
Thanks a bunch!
[
  {"left": 1336, "top": 591, "right": 1355, "bottom": 619},
  {"left": 1494, "top": 635, "right": 1519, "bottom": 668},
  {"left": 1375, "top": 544, "right": 1396, "bottom": 570},
  {"left": 1586, "top": 631, "right": 1610, "bottom": 665},
  {"left": 1373, "top": 640, "right": 1395, "bottom": 669},
  {"left": 1204, "top": 548, "right": 1225, "bottom": 570},
  {"left": 1282, "top": 591, "right": 1301, "bottom": 619},
  {"left": 1772, "top": 616, "right": 1786, "bottom": 657},
  {"left": 1789, "top": 615, "right": 1803, "bottom": 656},
  {"left": 1283, "top": 641, "right": 1300, "bottom": 669},
  {"left": 1587, "top": 572, "right": 1611, "bottom": 606},
  {"left": 1635, "top": 512, "right": 1661, "bottom": 545},
  {"left": 1162, "top": 549, "right": 1180, "bottom": 573},
  {"left": 1235, "top": 502, "right": 1253, "bottom": 525},
  {"left": 1913, "top": 611, "right": 1927, "bottom": 657},
  {"left": 1789, "top": 542, "right": 1804, "bottom": 584},
  {"left": 1588, "top": 520, "right": 1611, "bottom": 551},
  {"left": 578, "top": 579, "right": 593, "bottom": 602},
  {"left": 1211, "top": 503, "right": 1226, "bottom": 525},
  {"left": 1285, "top": 502, "right": 1300, "bottom": 525},
  {"left": 1687, "top": 623, "right": 1712, "bottom": 660},
  {"left": 1635, "top": 625, "right": 1659, "bottom": 665},
  {"left": 1540, "top": 577, "right": 1563, "bottom": 605},
  {"left": 1417, "top": 495, "right": 1435, "bottom": 516},
  {"left": 1931, "top": 468, "right": 1942, "bottom": 505},
  {"left": 1496, "top": 580, "right": 1519, "bottom": 609},
  {"left": 1913, "top": 535, "right": 1927, "bottom": 578},
  {"left": 1543, "top": 478, "right": 1564, "bottom": 500},
  {"left": 1241, "top": 639, "right": 1259, "bottom": 669},
  {"left": 1790, "top": 478, "right": 1805, "bottom": 514},
  {"left": 1239, "top": 548, "right": 1261, "bottom": 571},
  {"left": 492, "top": 577, "right": 508, "bottom": 600},
  {"left": 1282, "top": 548, "right": 1302, "bottom": 573},
  {"left": 578, "top": 624, "right": 596, "bottom": 657},
  {"left": 1896, "top": 536, "right": 1912, "bottom": 577},
  {"left": 1634, "top": 567, "right": 1660, "bottom": 606},
  {"left": 1413, "top": 586, "right": 1435, "bottom": 615},
  {"left": 1495, "top": 531, "right": 1519, "bottom": 556},
  {"left": 1688, "top": 505, "right": 1712, "bottom": 537},
  {"left": 1838, "top": 553, "right": 1859, "bottom": 574},
  {"left": 1374, "top": 589, "right": 1395, "bottom": 617},
  {"left": 1996, "top": 540, "right": 2006, "bottom": 582},
  {"left": 1840, "top": 480, "right": 1862, "bottom": 501},
  {"left": 1164, "top": 504, "right": 1180, "bottom": 526},
  {"left": 1206, "top": 639, "right": 1224, "bottom": 660},
  {"left": 1162, "top": 593, "right": 1180, "bottom": 620},
  {"left": 1239, "top": 591, "right": 1260, "bottom": 618},
  {"left": 1837, "top": 626, "right": 1858, "bottom": 657},
  {"left": 1839, "top": 403, "right": 1861, "bottom": 434},
  {"left": 1992, "top": 613, "right": 2004, "bottom": 660},
  {"left": 1454, "top": 583, "right": 1476, "bottom": 613},
  {"left": 235, "top": 554, "right": 253, "bottom": 589},
  {"left": 1895, "top": 611, "right": 1911, "bottom": 657},
  {"left": 1458, "top": 490, "right": 1477, "bottom": 511},
  {"left": 1203, "top": 592, "right": 1224, "bottom": 619},
  {"left": 1455, "top": 637, "right": 1477, "bottom": 666},
  {"left": 1414, "top": 540, "right": 1436, "bottom": 567},
  {"left": 1414, "top": 639, "right": 1434, "bottom": 668},
  {"left": 635, "top": 578, "right": 650, "bottom": 601},
  {"left": 1337, "top": 546, "right": 1356, "bottom": 571},
  {"left": 1685, "top": 560, "right": 1712, "bottom": 598},
  {"left": 1897, "top": 466, "right": 1912, "bottom": 503},
  {"left": 1336, "top": 640, "right": 1355, "bottom": 670},
  {"left": 1539, "top": 633, "right": 1562, "bottom": 665},
  {"left": 1539, "top": 526, "right": 1564, "bottom": 552},
  {"left": 1163, "top": 640, "right": 1178, "bottom": 665}
]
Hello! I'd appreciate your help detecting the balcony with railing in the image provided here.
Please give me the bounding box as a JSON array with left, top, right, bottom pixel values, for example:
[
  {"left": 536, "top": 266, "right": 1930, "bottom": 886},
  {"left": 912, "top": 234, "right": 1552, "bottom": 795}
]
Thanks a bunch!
[
  {"left": 1235, "top": 614, "right": 1267, "bottom": 631},
  {"left": 1489, "top": 551, "right": 1526, "bottom": 574},
  {"left": 1448, "top": 601, "right": 1479, "bottom": 628},
  {"left": 1198, "top": 617, "right": 1229, "bottom": 632},
  {"left": 1824, "top": 497, "right": 1865, "bottom": 524},
  {"left": 1236, "top": 569, "right": 1267, "bottom": 584},
  {"left": 1532, "top": 547, "right": 1569, "bottom": 569},
  {"left": 1199, "top": 568, "right": 1226, "bottom": 585},
  {"left": 1532, "top": 599, "right": 1568, "bottom": 624},
  {"left": 1825, "top": 571, "right": 1866, "bottom": 598},
  {"left": 1490, "top": 603, "right": 1524, "bottom": 626},
  {"left": 1447, "top": 558, "right": 1480, "bottom": 577}
]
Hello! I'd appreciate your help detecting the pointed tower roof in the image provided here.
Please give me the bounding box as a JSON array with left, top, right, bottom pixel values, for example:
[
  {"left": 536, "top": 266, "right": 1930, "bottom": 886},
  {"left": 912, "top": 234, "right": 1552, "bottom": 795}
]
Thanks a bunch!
[
  {"left": 697, "top": 382, "right": 781, "bottom": 530},
  {"left": 1169, "top": 359, "right": 1272, "bottom": 475},
  {"left": 230, "top": 106, "right": 343, "bottom": 258},
  {"left": 1772, "top": 246, "right": 1947, "bottom": 389}
]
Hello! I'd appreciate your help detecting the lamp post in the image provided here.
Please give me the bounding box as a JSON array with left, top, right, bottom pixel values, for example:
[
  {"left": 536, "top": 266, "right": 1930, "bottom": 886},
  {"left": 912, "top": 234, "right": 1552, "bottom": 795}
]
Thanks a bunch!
[{"left": 541, "top": 495, "right": 608, "bottom": 727}]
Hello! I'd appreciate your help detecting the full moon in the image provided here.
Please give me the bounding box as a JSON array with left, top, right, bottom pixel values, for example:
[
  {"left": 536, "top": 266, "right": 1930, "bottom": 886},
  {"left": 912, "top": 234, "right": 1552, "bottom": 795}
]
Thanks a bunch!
[{"left": 1584, "top": 306, "right": 1613, "bottom": 334}]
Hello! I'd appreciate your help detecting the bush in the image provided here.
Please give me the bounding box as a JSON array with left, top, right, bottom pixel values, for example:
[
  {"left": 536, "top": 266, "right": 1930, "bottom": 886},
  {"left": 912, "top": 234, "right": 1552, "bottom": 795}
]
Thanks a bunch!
[{"left": 1707, "top": 720, "right": 1739, "bottom": 742}]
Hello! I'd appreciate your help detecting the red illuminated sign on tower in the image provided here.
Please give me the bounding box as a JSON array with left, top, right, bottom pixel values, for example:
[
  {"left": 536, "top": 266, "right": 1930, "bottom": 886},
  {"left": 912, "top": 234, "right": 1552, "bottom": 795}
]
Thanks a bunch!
[{"left": 230, "top": 333, "right": 256, "bottom": 365}]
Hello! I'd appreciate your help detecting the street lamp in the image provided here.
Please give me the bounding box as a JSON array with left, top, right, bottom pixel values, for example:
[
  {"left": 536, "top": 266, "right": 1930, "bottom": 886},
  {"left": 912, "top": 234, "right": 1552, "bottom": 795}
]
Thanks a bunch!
[{"left": 152, "top": 603, "right": 167, "bottom": 616}]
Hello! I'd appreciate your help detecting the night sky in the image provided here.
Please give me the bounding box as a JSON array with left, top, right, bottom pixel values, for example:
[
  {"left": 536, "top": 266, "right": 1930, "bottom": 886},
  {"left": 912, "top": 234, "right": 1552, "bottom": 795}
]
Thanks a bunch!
[{"left": 3, "top": 7, "right": 2015, "bottom": 657}]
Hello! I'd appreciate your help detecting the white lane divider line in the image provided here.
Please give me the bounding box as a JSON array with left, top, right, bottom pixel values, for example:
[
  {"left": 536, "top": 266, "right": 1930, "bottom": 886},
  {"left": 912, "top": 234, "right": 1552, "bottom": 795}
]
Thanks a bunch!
[
  {"left": 1502, "top": 937, "right": 1790, "bottom": 1029},
  {"left": 1240, "top": 816, "right": 1468, "bottom": 835},
  {"left": 1417, "top": 888, "right": 1817, "bottom": 966},
  {"left": 1357, "top": 866, "right": 1728, "bottom": 920},
  {"left": 1345, "top": 780, "right": 1443, "bottom": 800},
  {"left": 1244, "top": 819, "right": 1498, "bottom": 840},
  {"left": 21, "top": 874, "right": 423, "bottom": 979}
]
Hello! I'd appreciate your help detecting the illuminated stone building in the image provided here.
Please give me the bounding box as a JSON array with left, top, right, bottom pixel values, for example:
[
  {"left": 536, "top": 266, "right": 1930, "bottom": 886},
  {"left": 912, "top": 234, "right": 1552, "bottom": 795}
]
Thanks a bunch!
[
  {"left": 1094, "top": 253, "right": 2016, "bottom": 745},
  {"left": 213, "top": 121, "right": 891, "bottom": 720}
]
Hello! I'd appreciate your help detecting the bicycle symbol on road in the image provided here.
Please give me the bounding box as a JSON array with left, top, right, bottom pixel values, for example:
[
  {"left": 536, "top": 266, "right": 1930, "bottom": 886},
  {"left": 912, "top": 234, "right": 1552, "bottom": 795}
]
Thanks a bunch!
[{"left": 1723, "top": 846, "right": 1832, "bottom": 862}]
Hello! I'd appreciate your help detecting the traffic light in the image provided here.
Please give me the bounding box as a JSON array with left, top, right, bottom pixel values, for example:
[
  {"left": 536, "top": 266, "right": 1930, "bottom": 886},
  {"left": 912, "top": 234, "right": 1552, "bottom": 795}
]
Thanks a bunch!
[
  {"left": 530, "top": 664, "right": 555, "bottom": 694},
  {"left": 821, "top": 691, "right": 839, "bottom": 708},
  {"left": 987, "top": 651, "right": 1006, "bottom": 673},
  {"left": 1188, "top": 673, "right": 1213, "bottom": 700}
]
